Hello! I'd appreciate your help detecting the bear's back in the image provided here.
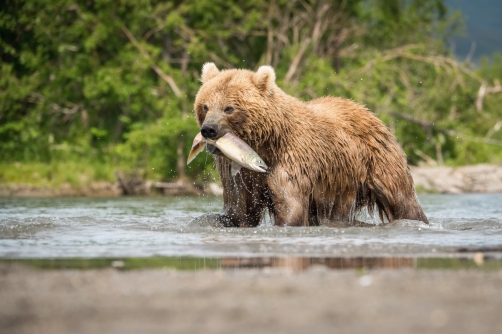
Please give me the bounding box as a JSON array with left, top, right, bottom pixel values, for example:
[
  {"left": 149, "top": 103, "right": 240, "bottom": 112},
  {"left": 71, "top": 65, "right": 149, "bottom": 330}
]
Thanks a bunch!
[
  {"left": 306, "top": 96, "right": 374, "bottom": 125},
  {"left": 304, "top": 96, "right": 392, "bottom": 146}
]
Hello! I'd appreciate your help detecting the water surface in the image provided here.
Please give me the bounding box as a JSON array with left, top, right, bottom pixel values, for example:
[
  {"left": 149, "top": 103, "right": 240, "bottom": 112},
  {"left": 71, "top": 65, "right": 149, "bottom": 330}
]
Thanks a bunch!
[{"left": 0, "top": 194, "right": 501, "bottom": 259}]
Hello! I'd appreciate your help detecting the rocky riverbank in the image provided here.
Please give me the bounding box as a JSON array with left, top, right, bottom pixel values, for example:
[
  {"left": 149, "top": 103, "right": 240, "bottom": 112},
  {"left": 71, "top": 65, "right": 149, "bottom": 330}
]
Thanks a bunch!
[
  {"left": 411, "top": 164, "right": 502, "bottom": 194},
  {"left": 0, "top": 164, "right": 501, "bottom": 197}
]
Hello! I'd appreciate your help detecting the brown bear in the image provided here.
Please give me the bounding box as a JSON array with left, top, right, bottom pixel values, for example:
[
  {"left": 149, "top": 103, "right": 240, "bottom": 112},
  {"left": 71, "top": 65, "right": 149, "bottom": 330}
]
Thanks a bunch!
[{"left": 193, "top": 62, "right": 428, "bottom": 227}]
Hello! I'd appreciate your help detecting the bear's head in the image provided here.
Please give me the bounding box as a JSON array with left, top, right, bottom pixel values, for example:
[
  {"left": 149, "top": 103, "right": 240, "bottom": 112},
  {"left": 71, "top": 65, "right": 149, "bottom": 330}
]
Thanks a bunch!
[{"left": 194, "top": 63, "right": 277, "bottom": 149}]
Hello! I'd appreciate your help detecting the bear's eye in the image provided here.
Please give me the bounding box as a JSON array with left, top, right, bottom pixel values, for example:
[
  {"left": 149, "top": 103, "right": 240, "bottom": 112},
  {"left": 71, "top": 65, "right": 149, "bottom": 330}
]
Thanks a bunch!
[
  {"left": 224, "top": 106, "right": 234, "bottom": 114},
  {"left": 203, "top": 104, "right": 209, "bottom": 113}
]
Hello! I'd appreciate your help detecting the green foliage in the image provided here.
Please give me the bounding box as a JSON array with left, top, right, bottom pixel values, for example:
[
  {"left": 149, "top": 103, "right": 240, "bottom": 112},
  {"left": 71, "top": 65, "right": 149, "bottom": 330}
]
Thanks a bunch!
[
  {"left": 1, "top": 0, "right": 501, "bottom": 186},
  {"left": 0, "top": 161, "right": 117, "bottom": 188}
]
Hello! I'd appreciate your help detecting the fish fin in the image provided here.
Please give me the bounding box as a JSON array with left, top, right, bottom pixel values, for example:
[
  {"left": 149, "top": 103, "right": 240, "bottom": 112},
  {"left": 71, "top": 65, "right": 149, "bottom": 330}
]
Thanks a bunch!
[
  {"left": 187, "top": 132, "right": 205, "bottom": 165},
  {"left": 187, "top": 142, "right": 204, "bottom": 165},
  {"left": 231, "top": 161, "right": 242, "bottom": 177}
]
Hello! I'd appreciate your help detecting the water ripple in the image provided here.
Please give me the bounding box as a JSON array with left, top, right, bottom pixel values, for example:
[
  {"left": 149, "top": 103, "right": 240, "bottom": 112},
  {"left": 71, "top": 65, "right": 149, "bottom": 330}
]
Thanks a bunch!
[{"left": 0, "top": 194, "right": 501, "bottom": 258}]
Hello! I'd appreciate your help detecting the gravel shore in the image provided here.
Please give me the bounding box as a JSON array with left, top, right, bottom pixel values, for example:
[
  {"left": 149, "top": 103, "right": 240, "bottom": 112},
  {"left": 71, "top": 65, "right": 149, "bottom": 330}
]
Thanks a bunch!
[{"left": 1, "top": 265, "right": 501, "bottom": 334}]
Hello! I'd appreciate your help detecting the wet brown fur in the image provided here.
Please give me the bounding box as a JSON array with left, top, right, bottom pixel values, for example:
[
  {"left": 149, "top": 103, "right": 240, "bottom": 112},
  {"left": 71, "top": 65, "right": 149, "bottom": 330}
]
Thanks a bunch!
[{"left": 194, "top": 63, "right": 428, "bottom": 227}]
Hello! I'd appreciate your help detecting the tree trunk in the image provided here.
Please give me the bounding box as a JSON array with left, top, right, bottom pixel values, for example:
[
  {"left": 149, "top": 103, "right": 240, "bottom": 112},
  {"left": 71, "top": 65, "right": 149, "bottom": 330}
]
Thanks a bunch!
[
  {"left": 176, "top": 49, "right": 190, "bottom": 181},
  {"left": 176, "top": 133, "right": 186, "bottom": 181},
  {"left": 113, "top": 101, "right": 130, "bottom": 143}
]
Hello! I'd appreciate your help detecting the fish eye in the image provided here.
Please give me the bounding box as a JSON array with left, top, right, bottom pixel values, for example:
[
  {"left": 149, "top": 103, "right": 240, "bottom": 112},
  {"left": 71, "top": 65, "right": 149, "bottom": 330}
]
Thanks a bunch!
[
  {"left": 203, "top": 104, "right": 209, "bottom": 112},
  {"left": 224, "top": 106, "right": 234, "bottom": 114}
]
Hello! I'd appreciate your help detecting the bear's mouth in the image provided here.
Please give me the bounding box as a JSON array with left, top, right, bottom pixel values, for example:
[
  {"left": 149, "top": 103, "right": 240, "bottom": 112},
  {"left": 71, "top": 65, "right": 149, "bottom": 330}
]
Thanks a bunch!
[{"left": 206, "top": 144, "right": 222, "bottom": 155}]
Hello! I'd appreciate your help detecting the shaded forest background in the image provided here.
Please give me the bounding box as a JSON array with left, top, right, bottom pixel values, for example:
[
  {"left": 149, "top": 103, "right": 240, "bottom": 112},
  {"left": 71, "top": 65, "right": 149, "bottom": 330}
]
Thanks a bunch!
[{"left": 1, "top": 0, "right": 502, "bottom": 188}]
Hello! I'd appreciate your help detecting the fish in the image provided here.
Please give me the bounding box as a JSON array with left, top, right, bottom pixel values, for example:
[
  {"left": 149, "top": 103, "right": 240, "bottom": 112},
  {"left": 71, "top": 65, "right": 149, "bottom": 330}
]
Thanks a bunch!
[{"left": 187, "top": 132, "right": 268, "bottom": 176}]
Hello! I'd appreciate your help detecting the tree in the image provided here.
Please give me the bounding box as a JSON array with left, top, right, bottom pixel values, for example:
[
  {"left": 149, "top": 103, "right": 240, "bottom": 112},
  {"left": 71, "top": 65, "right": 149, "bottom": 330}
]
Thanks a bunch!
[{"left": 1, "top": 0, "right": 501, "bottom": 186}]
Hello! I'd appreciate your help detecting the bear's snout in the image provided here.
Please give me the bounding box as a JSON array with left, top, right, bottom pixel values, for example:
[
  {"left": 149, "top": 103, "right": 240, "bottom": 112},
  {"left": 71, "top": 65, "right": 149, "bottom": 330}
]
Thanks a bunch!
[{"left": 201, "top": 124, "right": 218, "bottom": 139}]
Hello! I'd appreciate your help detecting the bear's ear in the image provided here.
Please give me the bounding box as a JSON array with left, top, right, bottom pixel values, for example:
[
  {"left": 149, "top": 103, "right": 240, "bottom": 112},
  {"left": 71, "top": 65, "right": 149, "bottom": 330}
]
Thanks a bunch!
[
  {"left": 201, "top": 62, "right": 220, "bottom": 83},
  {"left": 254, "top": 65, "right": 276, "bottom": 92}
]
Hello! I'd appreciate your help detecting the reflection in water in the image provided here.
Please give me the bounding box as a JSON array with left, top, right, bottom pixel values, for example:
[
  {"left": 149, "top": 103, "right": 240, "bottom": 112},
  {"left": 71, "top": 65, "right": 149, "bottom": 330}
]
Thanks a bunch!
[
  {"left": 2, "top": 256, "right": 501, "bottom": 271},
  {"left": 221, "top": 257, "right": 416, "bottom": 271}
]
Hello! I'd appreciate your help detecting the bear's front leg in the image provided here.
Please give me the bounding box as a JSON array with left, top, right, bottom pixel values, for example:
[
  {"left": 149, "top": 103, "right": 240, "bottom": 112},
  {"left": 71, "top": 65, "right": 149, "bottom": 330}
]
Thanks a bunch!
[
  {"left": 268, "top": 167, "right": 310, "bottom": 226},
  {"left": 189, "top": 171, "right": 265, "bottom": 228},
  {"left": 219, "top": 168, "right": 269, "bottom": 227}
]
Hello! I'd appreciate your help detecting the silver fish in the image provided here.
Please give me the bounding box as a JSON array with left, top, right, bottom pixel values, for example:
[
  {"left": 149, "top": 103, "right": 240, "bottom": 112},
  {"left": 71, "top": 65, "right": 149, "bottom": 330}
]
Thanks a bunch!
[{"left": 187, "top": 132, "right": 268, "bottom": 176}]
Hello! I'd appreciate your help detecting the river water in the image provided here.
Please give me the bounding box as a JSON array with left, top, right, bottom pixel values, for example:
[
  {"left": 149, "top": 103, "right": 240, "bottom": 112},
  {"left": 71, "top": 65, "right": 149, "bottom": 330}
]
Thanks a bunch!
[{"left": 0, "top": 194, "right": 501, "bottom": 259}]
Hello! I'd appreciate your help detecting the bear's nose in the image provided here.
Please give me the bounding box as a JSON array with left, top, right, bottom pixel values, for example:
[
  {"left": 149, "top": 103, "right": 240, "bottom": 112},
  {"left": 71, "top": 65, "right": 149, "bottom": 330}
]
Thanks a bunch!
[{"left": 201, "top": 124, "right": 218, "bottom": 139}]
